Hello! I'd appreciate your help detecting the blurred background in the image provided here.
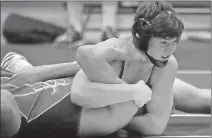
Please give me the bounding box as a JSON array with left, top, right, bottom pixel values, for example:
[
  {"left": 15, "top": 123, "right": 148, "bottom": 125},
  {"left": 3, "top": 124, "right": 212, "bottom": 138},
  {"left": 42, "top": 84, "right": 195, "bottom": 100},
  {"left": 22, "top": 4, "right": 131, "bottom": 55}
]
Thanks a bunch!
[{"left": 1, "top": 1, "right": 211, "bottom": 89}]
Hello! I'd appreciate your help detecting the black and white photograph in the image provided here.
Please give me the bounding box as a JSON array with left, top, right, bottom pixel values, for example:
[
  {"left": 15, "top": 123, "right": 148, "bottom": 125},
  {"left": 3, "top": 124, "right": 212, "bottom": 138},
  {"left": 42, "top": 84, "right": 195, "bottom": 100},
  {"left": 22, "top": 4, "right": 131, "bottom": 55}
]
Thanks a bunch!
[{"left": 1, "top": 1, "right": 211, "bottom": 138}]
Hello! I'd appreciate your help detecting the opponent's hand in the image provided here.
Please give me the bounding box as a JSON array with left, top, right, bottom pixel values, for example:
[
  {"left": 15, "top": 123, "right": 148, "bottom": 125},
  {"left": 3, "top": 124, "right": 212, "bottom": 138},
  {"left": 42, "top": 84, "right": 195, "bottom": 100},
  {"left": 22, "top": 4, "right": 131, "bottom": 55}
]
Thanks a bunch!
[{"left": 133, "top": 80, "right": 152, "bottom": 107}]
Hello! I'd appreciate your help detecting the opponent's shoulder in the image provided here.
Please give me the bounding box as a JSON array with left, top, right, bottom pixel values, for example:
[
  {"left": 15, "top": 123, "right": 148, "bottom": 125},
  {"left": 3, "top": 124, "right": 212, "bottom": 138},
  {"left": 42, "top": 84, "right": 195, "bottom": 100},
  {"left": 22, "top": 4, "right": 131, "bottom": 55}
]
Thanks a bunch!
[
  {"left": 151, "top": 55, "right": 178, "bottom": 85},
  {"left": 118, "top": 33, "right": 132, "bottom": 40},
  {"left": 94, "top": 37, "right": 118, "bottom": 49},
  {"left": 156, "top": 55, "right": 178, "bottom": 72},
  {"left": 94, "top": 33, "right": 131, "bottom": 48},
  {"left": 77, "top": 38, "right": 118, "bottom": 58},
  {"left": 94, "top": 34, "right": 131, "bottom": 51},
  {"left": 165, "top": 55, "right": 178, "bottom": 71},
  {"left": 116, "top": 34, "right": 133, "bottom": 47}
]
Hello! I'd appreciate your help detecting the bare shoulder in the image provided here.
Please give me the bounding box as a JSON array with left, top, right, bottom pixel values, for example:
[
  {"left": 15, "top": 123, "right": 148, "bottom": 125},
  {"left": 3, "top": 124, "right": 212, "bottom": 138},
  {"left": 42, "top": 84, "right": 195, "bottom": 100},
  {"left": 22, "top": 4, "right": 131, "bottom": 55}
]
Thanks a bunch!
[
  {"left": 151, "top": 55, "right": 178, "bottom": 86},
  {"left": 94, "top": 38, "right": 118, "bottom": 49},
  {"left": 155, "top": 55, "right": 178, "bottom": 74},
  {"left": 92, "top": 38, "right": 119, "bottom": 56},
  {"left": 165, "top": 55, "right": 178, "bottom": 70}
]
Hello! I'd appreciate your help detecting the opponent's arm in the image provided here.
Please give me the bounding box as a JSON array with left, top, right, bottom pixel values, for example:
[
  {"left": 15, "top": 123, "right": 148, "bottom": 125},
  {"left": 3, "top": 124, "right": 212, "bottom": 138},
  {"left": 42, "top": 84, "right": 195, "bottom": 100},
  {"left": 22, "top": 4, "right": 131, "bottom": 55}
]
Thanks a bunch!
[
  {"left": 71, "top": 70, "right": 151, "bottom": 108},
  {"left": 17, "top": 61, "right": 80, "bottom": 82},
  {"left": 76, "top": 38, "right": 127, "bottom": 84},
  {"left": 126, "top": 56, "right": 178, "bottom": 136}
]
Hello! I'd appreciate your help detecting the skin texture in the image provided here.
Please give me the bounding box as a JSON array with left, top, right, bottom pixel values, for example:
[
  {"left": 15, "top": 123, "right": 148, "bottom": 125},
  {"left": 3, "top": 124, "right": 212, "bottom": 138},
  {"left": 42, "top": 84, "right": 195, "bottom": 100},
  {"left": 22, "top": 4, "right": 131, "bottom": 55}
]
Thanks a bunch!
[
  {"left": 147, "top": 37, "right": 177, "bottom": 61},
  {"left": 1, "top": 89, "right": 21, "bottom": 138},
  {"left": 74, "top": 34, "right": 178, "bottom": 136},
  {"left": 1, "top": 36, "right": 210, "bottom": 137}
]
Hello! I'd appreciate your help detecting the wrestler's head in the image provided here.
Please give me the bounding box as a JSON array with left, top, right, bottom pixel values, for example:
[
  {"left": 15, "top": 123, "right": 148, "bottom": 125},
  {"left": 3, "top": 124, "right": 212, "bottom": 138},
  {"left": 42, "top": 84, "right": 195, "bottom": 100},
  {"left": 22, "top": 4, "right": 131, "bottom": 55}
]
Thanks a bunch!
[{"left": 132, "top": 1, "right": 184, "bottom": 67}]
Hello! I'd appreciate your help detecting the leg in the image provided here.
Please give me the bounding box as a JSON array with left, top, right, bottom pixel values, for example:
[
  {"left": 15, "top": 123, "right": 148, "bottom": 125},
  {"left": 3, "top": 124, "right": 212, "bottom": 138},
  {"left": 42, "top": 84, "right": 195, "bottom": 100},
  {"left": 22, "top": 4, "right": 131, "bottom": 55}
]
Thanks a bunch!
[
  {"left": 66, "top": 1, "right": 84, "bottom": 34},
  {"left": 101, "top": 1, "right": 118, "bottom": 41},
  {"left": 78, "top": 101, "right": 138, "bottom": 137},
  {"left": 1, "top": 52, "right": 80, "bottom": 82},
  {"left": 1, "top": 89, "right": 21, "bottom": 137},
  {"left": 173, "top": 78, "right": 211, "bottom": 114},
  {"left": 54, "top": 2, "right": 85, "bottom": 48}
]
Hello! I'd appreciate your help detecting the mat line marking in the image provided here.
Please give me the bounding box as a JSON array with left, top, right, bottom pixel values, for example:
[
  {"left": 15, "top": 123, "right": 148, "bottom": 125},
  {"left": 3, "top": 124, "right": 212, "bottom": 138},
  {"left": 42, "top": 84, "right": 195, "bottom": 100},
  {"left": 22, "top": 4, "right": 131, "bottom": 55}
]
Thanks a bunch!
[{"left": 178, "top": 70, "right": 210, "bottom": 74}]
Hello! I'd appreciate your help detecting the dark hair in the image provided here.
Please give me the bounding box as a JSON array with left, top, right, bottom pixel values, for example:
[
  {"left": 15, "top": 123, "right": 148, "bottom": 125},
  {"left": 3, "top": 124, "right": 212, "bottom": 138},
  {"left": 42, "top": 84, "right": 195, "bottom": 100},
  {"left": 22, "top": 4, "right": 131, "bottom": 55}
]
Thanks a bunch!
[{"left": 132, "top": 1, "right": 184, "bottom": 52}]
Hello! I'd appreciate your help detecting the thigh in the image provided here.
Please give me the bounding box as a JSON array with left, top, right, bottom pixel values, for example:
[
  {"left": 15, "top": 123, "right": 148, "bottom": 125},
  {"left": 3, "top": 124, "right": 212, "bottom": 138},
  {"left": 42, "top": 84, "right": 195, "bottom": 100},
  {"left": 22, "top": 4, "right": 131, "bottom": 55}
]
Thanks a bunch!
[
  {"left": 173, "top": 78, "right": 210, "bottom": 113},
  {"left": 1, "top": 89, "right": 22, "bottom": 137},
  {"left": 173, "top": 78, "right": 199, "bottom": 105},
  {"left": 78, "top": 101, "right": 137, "bottom": 137}
]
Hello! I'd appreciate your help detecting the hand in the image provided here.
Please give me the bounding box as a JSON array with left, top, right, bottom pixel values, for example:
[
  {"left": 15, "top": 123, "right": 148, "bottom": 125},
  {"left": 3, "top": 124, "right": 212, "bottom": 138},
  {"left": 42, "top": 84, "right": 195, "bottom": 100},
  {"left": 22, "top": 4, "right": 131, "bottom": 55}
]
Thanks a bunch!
[{"left": 133, "top": 80, "right": 152, "bottom": 107}]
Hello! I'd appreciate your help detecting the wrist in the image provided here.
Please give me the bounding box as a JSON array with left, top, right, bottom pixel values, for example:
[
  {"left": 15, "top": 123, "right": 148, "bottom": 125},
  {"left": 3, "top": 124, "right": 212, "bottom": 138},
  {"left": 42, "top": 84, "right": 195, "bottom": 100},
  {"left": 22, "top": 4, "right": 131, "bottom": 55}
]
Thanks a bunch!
[{"left": 132, "top": 90, "right": 140, "bottom": 107}]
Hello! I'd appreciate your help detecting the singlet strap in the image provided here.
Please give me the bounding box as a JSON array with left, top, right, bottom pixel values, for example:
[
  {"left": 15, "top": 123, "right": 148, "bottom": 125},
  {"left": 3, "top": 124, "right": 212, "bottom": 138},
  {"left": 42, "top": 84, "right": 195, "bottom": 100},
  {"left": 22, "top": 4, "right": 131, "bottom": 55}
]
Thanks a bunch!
[
  {"left": 118, "top": 60, "right": 125, "bottom": 79},
  {"left": 146, "top": 65, "right": 155, "bottom": 88}
]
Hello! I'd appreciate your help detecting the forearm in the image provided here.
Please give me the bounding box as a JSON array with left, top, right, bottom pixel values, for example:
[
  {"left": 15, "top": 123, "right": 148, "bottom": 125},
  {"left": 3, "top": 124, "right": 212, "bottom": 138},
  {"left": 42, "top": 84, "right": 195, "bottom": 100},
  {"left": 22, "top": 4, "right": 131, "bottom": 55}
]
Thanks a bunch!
[
  {"left": 83, "top": 83, "right": 137, "bottom": 108},
  {"left": 72, "top": 70, "right": 138, "bottom": 108},
  {"left": 17, "top": 61, "right": 80, "bottom": 82},
  {"left": 76, "top": 46, "right": 122, "bottom": 84}
]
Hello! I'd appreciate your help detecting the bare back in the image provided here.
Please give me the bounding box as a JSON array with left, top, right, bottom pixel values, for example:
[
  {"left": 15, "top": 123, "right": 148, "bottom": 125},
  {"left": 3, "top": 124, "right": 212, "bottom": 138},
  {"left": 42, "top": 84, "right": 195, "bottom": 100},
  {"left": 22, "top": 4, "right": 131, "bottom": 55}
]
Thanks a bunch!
[{"left": 106, "top": 34, "right": 154, "bottom": 84}]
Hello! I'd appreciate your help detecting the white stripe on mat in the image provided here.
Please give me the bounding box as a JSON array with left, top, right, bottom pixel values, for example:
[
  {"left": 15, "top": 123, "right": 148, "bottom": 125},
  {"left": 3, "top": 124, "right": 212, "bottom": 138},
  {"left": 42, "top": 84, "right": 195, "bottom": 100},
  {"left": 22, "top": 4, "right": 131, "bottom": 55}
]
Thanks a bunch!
[
  {"left": 170, "top": 114, "right": 211, "bottom": 117},
  {"left": 177, "top": 70, "right": 211, "bottom": 74},
  {"left": 169, "top": 114, "right": 211, "bottom": 124}
]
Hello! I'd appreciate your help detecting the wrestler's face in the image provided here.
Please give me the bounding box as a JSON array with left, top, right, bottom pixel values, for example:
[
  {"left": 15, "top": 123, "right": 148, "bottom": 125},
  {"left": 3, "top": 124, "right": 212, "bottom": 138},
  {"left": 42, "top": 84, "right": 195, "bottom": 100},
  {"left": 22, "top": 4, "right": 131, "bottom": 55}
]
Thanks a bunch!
[{"left": 147, "top": 37, "right": 178, "bottom": 61}]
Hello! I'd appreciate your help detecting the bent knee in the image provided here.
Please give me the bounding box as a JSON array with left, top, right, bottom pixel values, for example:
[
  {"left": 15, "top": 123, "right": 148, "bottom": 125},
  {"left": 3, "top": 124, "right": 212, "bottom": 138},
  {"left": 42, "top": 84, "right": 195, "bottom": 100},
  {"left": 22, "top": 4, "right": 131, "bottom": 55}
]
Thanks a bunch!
[
  {"left": 1, "top": 90, "right": 21, "bottom": 137},
  {"left": 1, "top": 89, "right": 13, "bottom": 99}
]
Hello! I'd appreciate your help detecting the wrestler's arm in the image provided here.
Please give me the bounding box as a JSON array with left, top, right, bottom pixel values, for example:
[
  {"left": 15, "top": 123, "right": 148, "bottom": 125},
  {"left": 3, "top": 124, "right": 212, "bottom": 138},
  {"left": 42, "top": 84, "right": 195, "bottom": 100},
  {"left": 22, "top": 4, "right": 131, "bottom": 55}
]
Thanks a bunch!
[
  {"left": 17, "top": 61, "right": 80, "bottom": 82},
  {"left": 73, "top": 68, "right": 141, "bottom": 136},
  {"left": 73, "top": 39, "right": 142, "bottom": 136},
  {"left": 74, "top": 70, "right": 141, "bottom": 136},
  {"left": 126, "top": 56, "right": 178, "bottom": 136},
  {"left": 71, "top": 70, "right": 149, "bottom": 108},
  {"left": 73, "top": 39, "right": 151, "bottom": 108},
  {"left": 76, "top": 38, "right": 127, "bottom": 84}
]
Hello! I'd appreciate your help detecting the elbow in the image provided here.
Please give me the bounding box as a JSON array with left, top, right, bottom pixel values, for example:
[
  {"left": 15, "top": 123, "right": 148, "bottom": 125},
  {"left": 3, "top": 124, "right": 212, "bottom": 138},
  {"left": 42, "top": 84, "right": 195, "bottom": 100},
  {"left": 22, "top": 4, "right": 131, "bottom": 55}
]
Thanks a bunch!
[
  {"left": 76, "top": 46, "right": 93, "bottom": 64},
  {"left": 71, "top": 91, "right": 101, "bottom": 109},
  {"left": 143, "top": 123, "right": 166, "bottom": 136},
  {"left": 71, "top": 93, "right": 96, "bottom": 108},
  {"left": 70, "top": 92, "right": 85, "bottom": 106},
  {"left": 139, "top": 118, "right": 166, "bottom": 136},
  {"left": 76, "top": 46, "right": 86, "bottom": 59},
  {"left": 71, "top": 71, "right": 103, "bottom": 108},
  {"left": 149, "top": 127, "right": 165, "bottom": 136},
  {"left": 140, "top": 127, "right": 164, "bottom": 136}
]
